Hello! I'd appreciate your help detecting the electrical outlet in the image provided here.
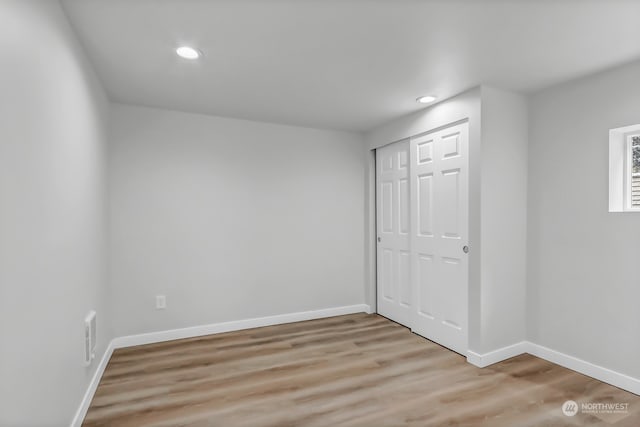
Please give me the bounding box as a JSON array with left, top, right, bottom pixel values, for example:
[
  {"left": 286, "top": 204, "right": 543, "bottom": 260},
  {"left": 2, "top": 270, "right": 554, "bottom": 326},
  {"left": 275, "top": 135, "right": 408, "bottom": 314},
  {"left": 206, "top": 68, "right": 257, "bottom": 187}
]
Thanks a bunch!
[{"left": 156, "top": 295, "right": 166, "bottom": 309}]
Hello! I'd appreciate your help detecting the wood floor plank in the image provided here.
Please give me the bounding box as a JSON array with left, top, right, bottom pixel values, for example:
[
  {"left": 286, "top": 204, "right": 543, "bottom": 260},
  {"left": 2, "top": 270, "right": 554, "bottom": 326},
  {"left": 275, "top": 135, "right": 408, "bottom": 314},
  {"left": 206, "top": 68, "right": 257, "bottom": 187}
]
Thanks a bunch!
[{"left": 83, "top": 314, "right": 640, "bottom": 426}]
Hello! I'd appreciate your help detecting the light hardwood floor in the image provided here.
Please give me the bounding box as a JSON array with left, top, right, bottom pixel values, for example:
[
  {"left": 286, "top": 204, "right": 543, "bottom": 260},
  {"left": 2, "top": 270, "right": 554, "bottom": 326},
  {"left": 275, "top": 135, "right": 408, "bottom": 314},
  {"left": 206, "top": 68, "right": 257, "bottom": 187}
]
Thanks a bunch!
[{"left": 84, "top": 314, "right": 640, "bottom": 426}]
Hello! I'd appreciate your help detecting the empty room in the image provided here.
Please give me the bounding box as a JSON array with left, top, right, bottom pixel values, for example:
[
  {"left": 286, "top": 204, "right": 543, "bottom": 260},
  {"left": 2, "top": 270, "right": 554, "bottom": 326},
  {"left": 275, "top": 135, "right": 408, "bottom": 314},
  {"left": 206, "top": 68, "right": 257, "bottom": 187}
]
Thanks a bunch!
[{"left": 2, "top": 0, "right": 640, "bottom": 426}]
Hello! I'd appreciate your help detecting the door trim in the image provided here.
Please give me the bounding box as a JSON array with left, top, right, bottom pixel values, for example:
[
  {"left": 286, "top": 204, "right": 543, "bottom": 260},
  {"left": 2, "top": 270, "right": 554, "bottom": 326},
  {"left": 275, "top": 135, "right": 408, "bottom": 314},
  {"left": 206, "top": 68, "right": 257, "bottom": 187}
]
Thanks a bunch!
[{"left": 372, "top": 119, "right": 471, "bottom": 355}]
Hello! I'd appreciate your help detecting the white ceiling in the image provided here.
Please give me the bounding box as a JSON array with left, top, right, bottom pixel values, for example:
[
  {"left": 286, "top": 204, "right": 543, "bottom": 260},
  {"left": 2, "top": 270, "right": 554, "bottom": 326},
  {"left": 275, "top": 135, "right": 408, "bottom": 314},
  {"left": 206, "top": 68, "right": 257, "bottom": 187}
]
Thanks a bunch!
[{"left": 62, "top": 0, "right": 640, "bottom": 132}]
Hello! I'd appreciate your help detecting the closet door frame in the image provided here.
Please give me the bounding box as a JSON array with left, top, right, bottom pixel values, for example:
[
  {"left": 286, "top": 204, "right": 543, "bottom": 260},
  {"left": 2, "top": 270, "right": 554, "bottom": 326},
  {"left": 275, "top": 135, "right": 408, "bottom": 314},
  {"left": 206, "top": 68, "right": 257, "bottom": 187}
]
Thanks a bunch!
[{"left": 374, "top": 119, "right": 470, "bottom": 356}]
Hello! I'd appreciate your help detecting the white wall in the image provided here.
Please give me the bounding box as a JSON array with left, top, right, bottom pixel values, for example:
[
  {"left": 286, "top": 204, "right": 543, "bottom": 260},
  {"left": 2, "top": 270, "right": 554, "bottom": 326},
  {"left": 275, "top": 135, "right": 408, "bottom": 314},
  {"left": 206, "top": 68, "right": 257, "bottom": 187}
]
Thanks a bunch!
[
  {"left": 478, "top": 87, "right": 528, "bottom": 353},
  {"left": 0, "top": 1, "right": 110, "bottom": 425},
  {"left": 528, "top": 59, "right": 640, "bottom": 379},
  {"left": 108, "top": 104, "right": 366, "bottom": 337},
  {"left": 365, "top": 88, "right": 484, "bottom": 351}
]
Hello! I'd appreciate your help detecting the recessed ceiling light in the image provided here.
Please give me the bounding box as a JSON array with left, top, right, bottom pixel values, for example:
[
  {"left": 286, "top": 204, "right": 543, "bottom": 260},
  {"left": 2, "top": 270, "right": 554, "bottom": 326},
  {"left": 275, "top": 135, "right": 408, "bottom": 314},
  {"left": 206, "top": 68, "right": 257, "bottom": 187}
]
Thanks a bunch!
[
  {"left": 416, "top": 95, "right": 437, "bottom": 104},
  {"left": 176, "top": 46, "right": 201, "bottom": 60}
]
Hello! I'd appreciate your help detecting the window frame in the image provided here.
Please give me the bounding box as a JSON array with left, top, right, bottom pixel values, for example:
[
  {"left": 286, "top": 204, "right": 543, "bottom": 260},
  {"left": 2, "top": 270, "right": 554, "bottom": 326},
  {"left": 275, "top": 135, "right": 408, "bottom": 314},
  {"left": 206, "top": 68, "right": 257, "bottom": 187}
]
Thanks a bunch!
[
  {"left": 625, "top": 134, "right": 640, "bottom": 211},
  {"left": 609, "top": 123, "right": 640, "bottom": 213}
]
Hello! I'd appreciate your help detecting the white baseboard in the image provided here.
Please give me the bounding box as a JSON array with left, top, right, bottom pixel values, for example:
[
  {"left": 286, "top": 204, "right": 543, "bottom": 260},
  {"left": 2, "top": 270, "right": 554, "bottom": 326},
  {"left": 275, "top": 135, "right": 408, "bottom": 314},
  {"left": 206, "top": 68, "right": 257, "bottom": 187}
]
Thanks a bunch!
[
  {"left": 70, "top": 341, "right": 114, "bottom": 427},
  {"left": 71, "top": 304, "right": 370, "bottom": 426},
  {"left": 467, "top": 341, "right": 639, "bottom": 396},
  {"left": 467, "top": 341, "right": 528, "bottom": 368},
  {"left": 111, "top": 304, "right": 372, "bottom": 349},
  {"left": 72, "top": 307, "right": 639, "bottom": 426},
  {"left": 526, "top": 342, "right": 640, "bottom": 396}
]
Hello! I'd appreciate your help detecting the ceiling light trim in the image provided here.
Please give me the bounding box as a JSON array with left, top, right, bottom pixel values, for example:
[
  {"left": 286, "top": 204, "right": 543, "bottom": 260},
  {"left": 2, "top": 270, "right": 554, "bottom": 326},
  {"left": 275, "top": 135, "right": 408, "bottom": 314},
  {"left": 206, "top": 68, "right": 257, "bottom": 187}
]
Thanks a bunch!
[
  {"left": 176, "top": 46, "right": 202, "bottom": 60},
  {"left": 416, "top": 95, "right": 437, "bottom": 104}
]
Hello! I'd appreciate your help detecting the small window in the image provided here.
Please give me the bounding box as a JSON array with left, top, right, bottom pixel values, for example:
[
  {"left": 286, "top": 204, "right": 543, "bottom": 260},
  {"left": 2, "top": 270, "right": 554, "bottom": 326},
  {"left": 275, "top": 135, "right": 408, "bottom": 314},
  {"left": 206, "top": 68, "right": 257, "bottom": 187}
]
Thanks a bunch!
[
  {"left": 609, "top": 124, "right": 640, "bottom": 212},
  {"left": 628, "top": 135, "right": 640, "bottom": 210}
]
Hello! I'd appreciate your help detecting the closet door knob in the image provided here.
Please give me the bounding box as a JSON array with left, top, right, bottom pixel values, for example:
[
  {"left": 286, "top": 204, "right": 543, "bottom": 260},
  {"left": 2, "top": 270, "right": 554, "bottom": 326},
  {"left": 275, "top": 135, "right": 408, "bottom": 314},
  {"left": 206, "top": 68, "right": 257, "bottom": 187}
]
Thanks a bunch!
[{"left": 463, "top": 245, "right": 469, "bottom": 254}]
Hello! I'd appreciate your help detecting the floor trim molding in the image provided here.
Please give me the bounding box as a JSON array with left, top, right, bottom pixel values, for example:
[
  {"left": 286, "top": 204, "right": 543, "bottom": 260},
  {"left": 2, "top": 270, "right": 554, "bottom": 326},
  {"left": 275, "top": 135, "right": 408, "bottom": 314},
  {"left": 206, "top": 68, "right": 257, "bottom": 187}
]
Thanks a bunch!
[
  {"left": 70, "top": 341, "right": 114, "bottom": 427},
  {"left": 467, "top": 341, "right": 640, "bottom": 396},
  {"left": 467, "top": 341, "right": 528, "bottom": 368},
  {"left": 71, "top": 309, "right": 639, "bottom": 426},
  {"left": 71, "top": 304, "right": 371, "bottom": 426},
  {"left": 111, "top": 304, "right": 372, "bottom": 349},
  {"left": 526, "top": 342, "right": 640, "bottom": 396}
]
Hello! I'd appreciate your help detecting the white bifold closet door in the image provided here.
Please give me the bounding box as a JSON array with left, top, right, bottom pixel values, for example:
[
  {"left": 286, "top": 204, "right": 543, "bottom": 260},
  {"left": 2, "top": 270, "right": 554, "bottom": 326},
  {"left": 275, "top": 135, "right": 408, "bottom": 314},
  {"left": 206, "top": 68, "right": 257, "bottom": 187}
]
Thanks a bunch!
[{"left": 376, "top": 122, "right": 469, "bottom": 355}]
